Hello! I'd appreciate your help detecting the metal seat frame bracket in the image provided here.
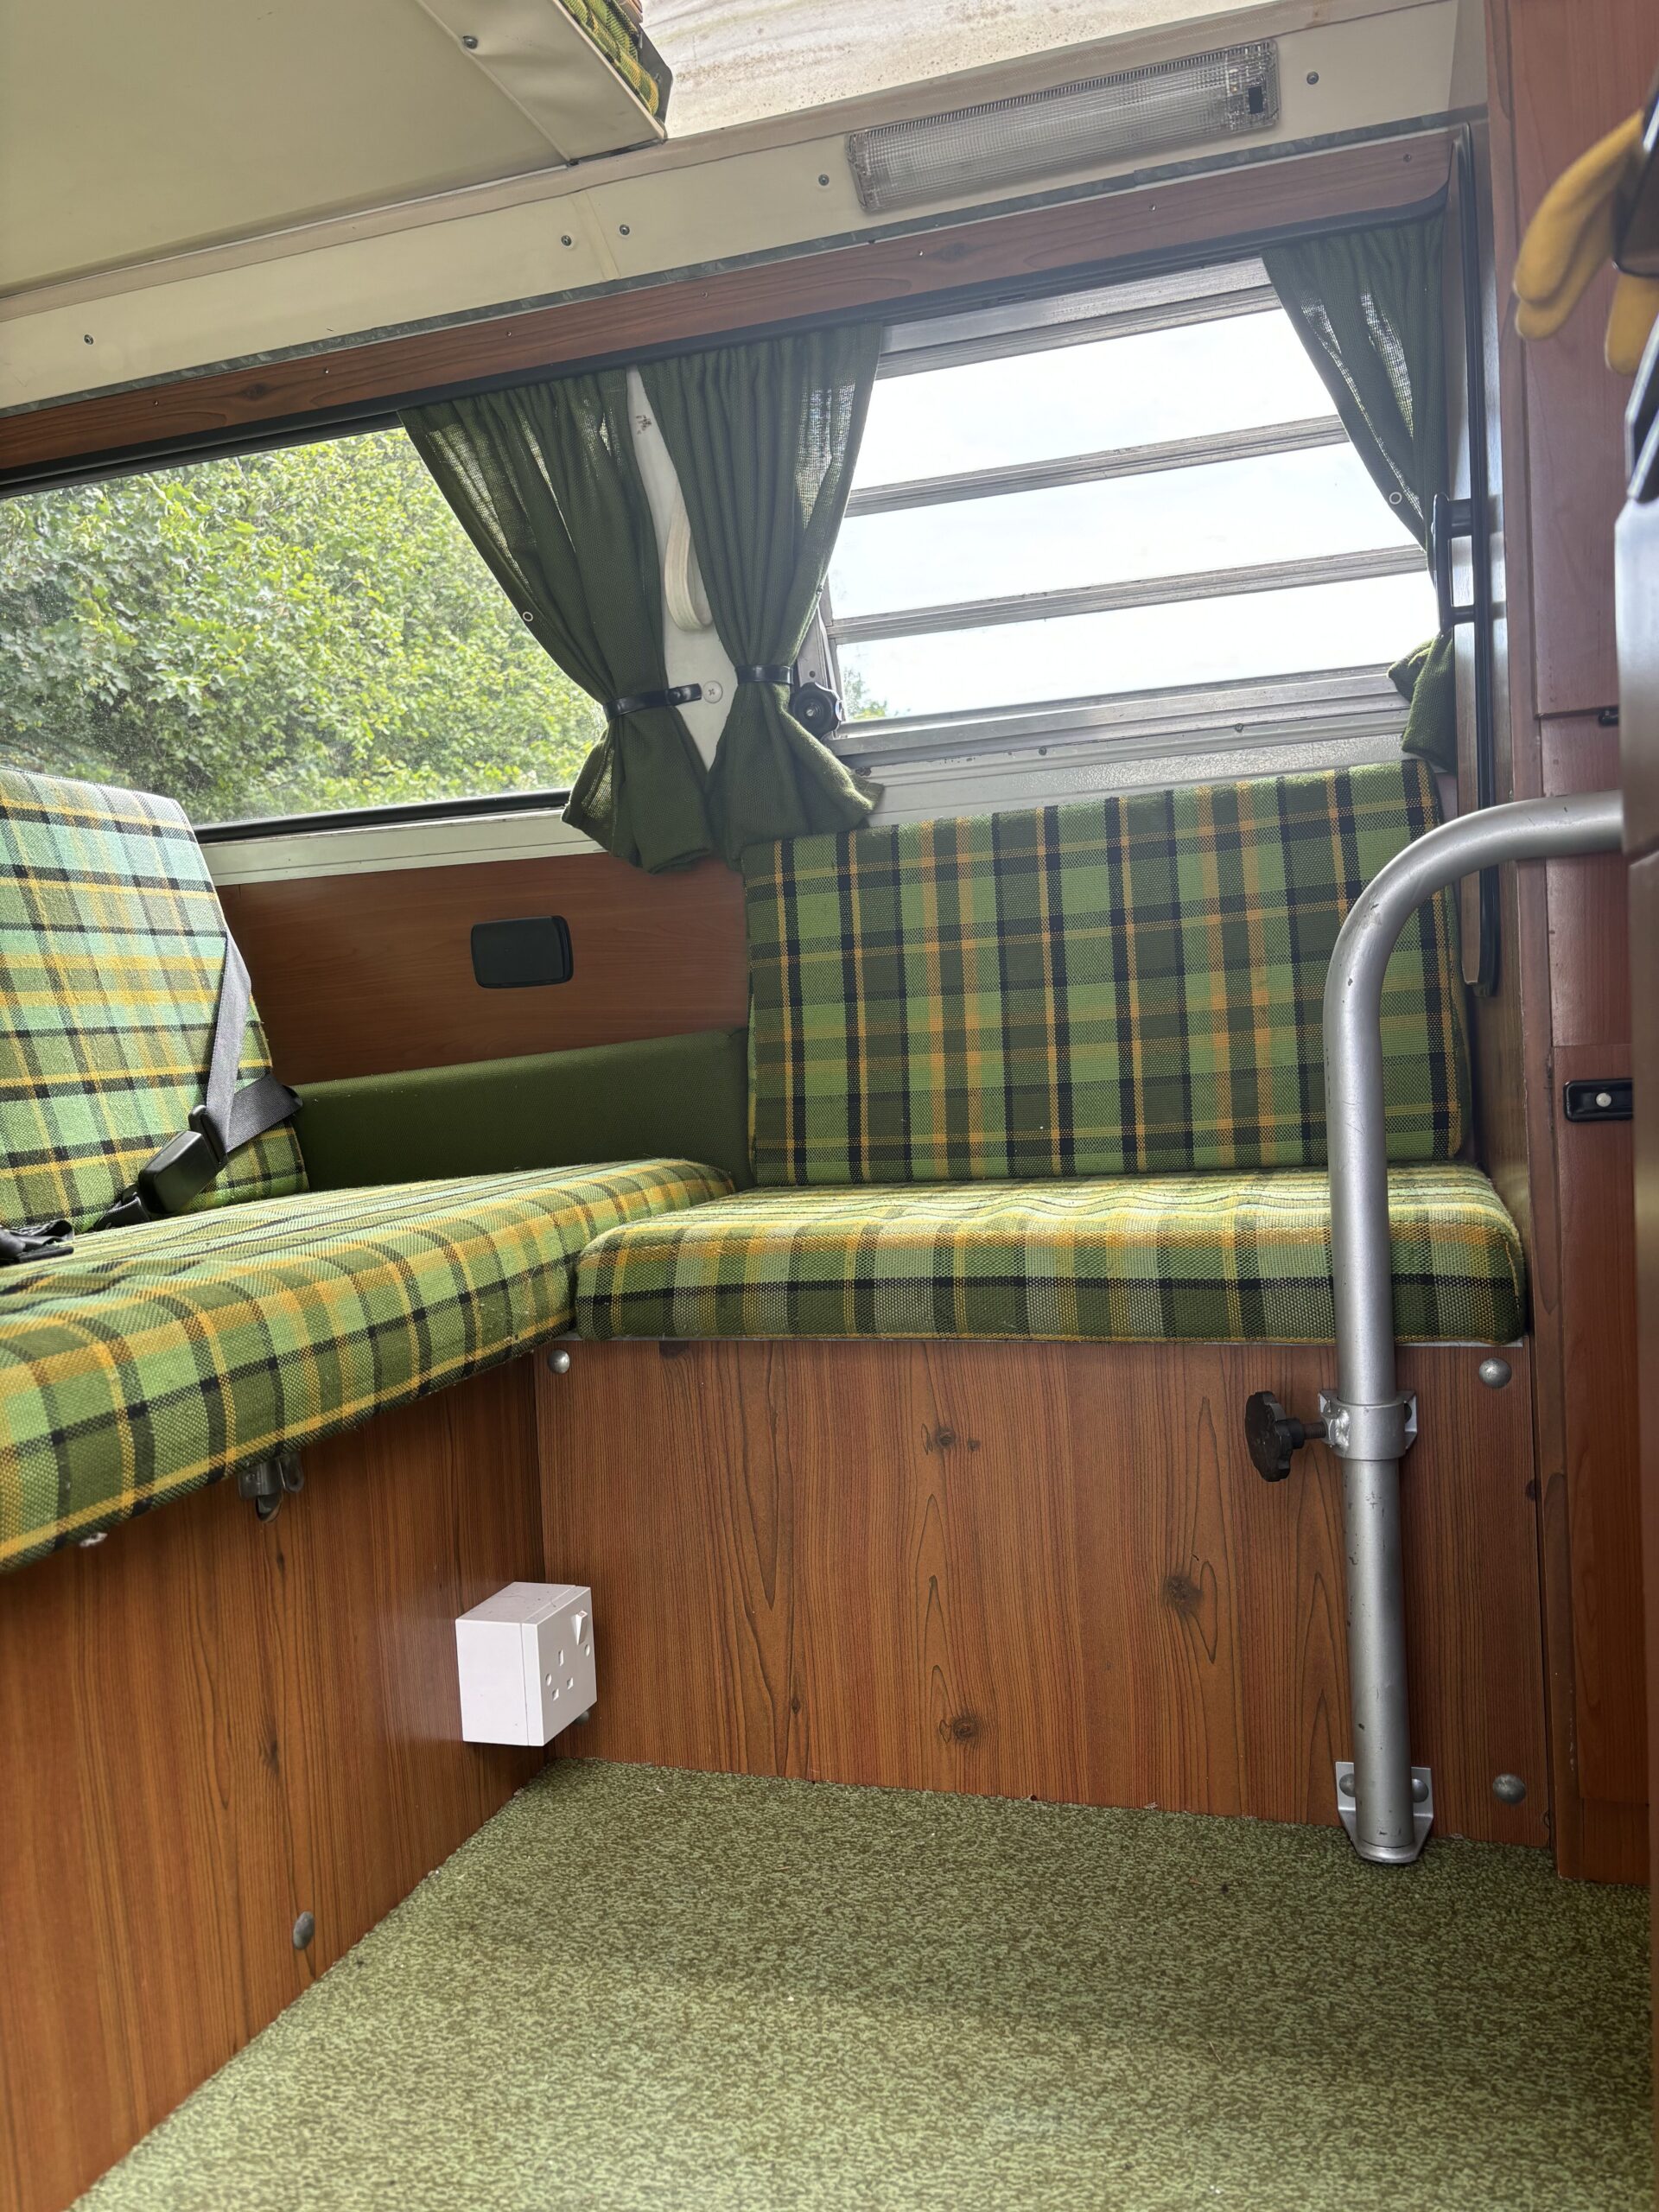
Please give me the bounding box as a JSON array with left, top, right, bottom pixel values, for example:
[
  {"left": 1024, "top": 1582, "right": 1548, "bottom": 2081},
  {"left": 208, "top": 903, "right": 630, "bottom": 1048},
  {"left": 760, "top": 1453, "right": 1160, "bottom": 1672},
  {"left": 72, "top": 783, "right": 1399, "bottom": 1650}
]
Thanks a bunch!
[{"left": 1319, "top": 788, "right": 1622, "bottom": 1867}]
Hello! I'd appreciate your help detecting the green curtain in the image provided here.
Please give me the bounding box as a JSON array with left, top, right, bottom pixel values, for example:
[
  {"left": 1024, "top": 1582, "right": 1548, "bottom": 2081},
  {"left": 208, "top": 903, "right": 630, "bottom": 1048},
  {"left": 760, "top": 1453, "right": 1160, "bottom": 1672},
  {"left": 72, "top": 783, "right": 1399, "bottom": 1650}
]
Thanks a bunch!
[
  {"left": 404, "top": 372, "right": 713, "bottom": 873},
  {"left": 1263, "top": 213, "right": 1457, "bottom": 772},
  {"left": 641, "top": 326, "right": 884, "bottom": 864}
]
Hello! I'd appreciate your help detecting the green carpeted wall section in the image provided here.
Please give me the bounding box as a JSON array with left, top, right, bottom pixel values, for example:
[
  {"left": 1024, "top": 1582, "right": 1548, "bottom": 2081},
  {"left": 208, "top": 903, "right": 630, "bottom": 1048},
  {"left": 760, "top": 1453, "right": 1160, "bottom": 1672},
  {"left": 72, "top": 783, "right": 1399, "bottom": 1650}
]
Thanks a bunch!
[{"left": 296, "top": 1027, "right": 752, "bottom": 1192}]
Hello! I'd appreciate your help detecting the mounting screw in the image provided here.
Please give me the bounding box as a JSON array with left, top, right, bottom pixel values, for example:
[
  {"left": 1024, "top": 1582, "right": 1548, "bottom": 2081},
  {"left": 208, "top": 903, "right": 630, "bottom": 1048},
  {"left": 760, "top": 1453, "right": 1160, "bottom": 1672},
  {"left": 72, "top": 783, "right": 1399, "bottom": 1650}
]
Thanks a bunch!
[
  {"left": 547, "top": 1349, "right": 572, "bottom": 1376},
  {"left": 561, "top": 234, "right": 574, "bottom": 246},
  {"left": 77, "top": 1529, "right": 108, "bottom": 1549},
  {"left": 292, "top": 1911, "right": 316, "bottom": 1950},
  {"left": 1478, "top": 1356, "right": 1512, "bottom": 1389},
  {"left": 461, "top": 32, "right": 479, "bottom": 47},
  {"left": 1338, "top": 1771, "right": 1355, "bottom": 1796},
  {"left": 83, "top": 333, "right": 94, "bottom": 344},
  {"left": 1306, "top": 69, "right": 1319, "bottom": 84},
  {"left": 817, "top": 173, "right": 830, "bottom": 185},
  {"left": 618, "top": 222, "right": 631, "bottom": 235},
  {"left": 1492, "top": 1773, "right": 1528, "bottom": 1804},
  {"left": 1411, "top": 1774, "right": 1429, "bottom": 1803}
]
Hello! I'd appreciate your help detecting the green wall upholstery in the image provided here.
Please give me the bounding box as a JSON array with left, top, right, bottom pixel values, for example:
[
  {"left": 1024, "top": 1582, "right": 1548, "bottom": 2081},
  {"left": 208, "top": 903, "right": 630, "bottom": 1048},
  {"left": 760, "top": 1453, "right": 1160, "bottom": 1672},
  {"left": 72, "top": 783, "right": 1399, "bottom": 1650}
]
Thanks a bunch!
[
  {"left": 575, "top": 1166, "right": 1523, "bottom": 1347},
  {"left": 0, "top": 1161, "right": 730, "bottom": 1571},
  {"left": 297, "top": 1029, "right": 752, "bottom": 1192},
  {"left": 744, "top": 759, "right": 1467, "bottom": 1186},
  {"left": 0, "top": 767, "right": 305, "bottom": 1234}
]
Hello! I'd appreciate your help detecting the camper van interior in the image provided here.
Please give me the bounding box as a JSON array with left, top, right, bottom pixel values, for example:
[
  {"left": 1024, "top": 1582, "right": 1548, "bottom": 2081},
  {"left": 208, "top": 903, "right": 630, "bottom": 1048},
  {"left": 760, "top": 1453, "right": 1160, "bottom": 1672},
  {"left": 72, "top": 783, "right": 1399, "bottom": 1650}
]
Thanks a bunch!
[{"left": 3, "top": 2, "right": 1659, "bottom": 2206}]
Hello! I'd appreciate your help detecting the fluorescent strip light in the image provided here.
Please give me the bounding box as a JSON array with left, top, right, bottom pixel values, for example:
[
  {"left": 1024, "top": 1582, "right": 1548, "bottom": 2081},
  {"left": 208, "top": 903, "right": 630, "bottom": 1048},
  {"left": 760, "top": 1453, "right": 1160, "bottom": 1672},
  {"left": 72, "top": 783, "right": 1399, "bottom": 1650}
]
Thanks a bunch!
[{"left": 846, "top": 41, "right": 1280, "bottom": 216}]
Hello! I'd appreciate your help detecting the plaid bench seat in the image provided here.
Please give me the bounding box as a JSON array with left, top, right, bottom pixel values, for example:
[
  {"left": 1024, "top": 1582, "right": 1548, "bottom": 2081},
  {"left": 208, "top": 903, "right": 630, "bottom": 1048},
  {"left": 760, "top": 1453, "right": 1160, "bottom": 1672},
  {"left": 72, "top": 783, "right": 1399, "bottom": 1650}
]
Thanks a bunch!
[
  {"left": 0, "top": 1160, "right": 728, "bottom": 1571},
  {"left": 573, "top": 1168, "right": 1524, "bottom": 1347}
]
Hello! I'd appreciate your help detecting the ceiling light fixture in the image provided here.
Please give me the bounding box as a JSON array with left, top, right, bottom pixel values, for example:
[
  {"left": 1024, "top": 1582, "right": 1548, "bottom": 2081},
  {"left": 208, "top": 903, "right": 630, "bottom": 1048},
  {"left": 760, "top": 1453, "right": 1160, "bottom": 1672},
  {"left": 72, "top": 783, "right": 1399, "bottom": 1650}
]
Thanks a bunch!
[{"left": 846, "top": 41, "right": 1281, "bottom": 217}]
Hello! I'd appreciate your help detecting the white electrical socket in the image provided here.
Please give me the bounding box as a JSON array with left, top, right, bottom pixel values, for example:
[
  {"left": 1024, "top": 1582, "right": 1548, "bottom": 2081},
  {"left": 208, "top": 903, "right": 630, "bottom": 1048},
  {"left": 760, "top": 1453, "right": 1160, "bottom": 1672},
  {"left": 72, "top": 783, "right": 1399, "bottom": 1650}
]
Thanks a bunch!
[{"left": 455, "top": 1581, "right": 596, "bottom": 1746}]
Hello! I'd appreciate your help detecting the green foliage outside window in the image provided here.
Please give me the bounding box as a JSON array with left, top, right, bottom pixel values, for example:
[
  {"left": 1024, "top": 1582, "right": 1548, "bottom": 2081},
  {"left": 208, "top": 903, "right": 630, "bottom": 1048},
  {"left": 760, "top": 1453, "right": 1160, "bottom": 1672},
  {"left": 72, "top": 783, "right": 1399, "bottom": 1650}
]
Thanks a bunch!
[{"left": 0, "top": 428, "right": 605, "bottom": 823}]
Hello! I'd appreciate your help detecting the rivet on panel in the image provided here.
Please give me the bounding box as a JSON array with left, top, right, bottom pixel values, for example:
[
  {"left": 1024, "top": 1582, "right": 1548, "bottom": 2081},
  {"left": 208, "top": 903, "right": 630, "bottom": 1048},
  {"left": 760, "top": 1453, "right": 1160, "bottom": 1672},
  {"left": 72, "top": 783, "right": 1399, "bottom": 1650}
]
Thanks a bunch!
[
  {"left": 292, "top": 1911, "right": 316, "bottom": 1949},
  {"left": 1478, "top": 1356, "right": 1512, "bottom": 1390},
  {"left": 547, "top": 1349, "right": 572, "bottom": 1376}
]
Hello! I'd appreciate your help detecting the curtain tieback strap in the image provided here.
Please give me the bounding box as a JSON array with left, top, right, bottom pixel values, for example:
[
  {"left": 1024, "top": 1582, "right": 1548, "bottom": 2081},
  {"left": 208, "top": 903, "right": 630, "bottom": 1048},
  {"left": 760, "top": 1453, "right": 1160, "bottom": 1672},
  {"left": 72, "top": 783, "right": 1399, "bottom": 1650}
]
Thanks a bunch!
[
  {"left": 734, "top": 664, "right": 794, "bottom": 686},
  {"left": 607, "top": 683, "right": 703, "bottom": 717}
]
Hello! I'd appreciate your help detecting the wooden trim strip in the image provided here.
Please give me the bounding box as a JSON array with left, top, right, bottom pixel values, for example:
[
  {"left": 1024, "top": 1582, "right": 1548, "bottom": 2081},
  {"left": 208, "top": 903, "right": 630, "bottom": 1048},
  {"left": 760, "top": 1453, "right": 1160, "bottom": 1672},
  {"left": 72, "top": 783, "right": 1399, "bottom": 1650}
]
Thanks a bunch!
[{"left": 0, "top": 132, "right": 1449, "bottom": 484}]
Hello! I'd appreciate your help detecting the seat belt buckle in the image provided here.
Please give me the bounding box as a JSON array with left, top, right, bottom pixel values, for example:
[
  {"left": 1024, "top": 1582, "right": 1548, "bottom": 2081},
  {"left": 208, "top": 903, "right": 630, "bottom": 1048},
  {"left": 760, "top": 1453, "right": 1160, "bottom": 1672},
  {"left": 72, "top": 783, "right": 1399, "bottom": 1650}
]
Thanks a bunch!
[
  {"left": 0, "top": 1217, "right": 73, "bottom": 1265},
  {"left": 135, "top": 1122, "right": 225, "bottom": 1218}
]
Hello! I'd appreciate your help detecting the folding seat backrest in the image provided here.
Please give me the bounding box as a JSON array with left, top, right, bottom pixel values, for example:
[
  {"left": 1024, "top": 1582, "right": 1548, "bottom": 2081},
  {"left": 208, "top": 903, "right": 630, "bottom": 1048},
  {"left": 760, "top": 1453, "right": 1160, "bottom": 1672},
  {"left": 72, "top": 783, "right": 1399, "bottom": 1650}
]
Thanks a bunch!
[
  {"left": 0, "top": 768, "right": 306, "bottom": 1232},
  {"left": 743, "top": 757, "right": 1469, "bottom": 1186}
]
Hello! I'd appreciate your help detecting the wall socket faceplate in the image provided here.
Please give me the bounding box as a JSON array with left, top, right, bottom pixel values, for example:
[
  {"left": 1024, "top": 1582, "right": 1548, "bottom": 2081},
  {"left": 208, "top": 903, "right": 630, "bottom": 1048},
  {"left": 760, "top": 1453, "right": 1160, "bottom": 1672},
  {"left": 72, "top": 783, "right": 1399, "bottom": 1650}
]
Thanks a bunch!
[{"left": 455, "top": 1581, "right": 595, "bottom": 1746}]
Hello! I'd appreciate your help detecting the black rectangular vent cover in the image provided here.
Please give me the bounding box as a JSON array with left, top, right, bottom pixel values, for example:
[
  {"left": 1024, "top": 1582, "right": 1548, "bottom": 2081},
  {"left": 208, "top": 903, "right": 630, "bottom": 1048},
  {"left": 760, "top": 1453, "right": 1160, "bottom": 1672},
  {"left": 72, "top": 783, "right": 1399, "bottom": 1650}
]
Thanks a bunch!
[{"left": 471, "top": 916, "right": 573, "bottom": 989}]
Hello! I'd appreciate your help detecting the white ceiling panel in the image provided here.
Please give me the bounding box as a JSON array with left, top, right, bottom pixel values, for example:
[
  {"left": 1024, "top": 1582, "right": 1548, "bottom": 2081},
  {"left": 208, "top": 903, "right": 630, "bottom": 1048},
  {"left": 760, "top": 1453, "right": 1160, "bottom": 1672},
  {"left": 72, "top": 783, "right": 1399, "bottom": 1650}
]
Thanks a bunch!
[{"left": 0, "top": 0, "right": 660, "bottom": 295}]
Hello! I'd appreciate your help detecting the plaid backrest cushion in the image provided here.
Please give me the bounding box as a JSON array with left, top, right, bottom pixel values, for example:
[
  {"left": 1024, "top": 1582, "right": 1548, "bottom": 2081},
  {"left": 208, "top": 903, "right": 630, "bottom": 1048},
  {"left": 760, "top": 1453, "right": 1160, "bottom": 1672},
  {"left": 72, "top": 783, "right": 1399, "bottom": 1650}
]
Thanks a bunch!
[
  {"left": 0, "top": 768, "right": 306, "bottom": 1231},
  {"left": 744, "top": 757, "right": 1467, "bottom": 1185}
]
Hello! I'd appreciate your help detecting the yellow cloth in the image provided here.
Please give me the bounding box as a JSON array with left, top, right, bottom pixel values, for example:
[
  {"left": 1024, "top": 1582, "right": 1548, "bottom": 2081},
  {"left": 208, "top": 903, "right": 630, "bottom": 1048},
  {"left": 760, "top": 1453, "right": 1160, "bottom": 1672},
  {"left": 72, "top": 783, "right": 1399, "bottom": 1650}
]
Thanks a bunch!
[{"left": 1513, "top": 111, "right": 1657, "bottom": 373}]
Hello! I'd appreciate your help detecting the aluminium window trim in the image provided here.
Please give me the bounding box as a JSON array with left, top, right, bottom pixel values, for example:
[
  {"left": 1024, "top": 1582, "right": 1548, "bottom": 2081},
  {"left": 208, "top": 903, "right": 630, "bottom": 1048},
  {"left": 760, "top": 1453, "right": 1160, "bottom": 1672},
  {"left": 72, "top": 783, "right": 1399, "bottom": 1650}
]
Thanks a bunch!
[
  {"left": 843, "top": 414, "right": 1346, "bottom": 517},
  {"left": 830, "top": 543, "right": 1425, "bottom": 647},
  {"left": 830, "top": 664, "right": 1413, "bottom": 773},
  {"left": 877, "top": 257, "right": 1276, "bottom": 378}
]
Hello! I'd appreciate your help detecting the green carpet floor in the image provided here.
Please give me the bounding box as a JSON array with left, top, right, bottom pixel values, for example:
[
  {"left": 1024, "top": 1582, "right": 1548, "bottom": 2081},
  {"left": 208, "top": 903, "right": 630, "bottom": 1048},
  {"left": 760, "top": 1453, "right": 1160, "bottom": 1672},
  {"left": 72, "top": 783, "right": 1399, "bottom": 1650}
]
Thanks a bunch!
[{"left": 80, "top": 1762, "right": 1649, "bottom": 2212}]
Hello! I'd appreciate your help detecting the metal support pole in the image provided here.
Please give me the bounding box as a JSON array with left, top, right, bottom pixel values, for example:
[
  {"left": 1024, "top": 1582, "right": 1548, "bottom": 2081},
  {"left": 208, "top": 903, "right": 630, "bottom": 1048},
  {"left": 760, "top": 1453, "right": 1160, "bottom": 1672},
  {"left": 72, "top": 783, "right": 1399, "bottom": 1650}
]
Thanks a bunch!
[{"left": 1322, "top": 788, "right": 1623, "bottom": 1863}]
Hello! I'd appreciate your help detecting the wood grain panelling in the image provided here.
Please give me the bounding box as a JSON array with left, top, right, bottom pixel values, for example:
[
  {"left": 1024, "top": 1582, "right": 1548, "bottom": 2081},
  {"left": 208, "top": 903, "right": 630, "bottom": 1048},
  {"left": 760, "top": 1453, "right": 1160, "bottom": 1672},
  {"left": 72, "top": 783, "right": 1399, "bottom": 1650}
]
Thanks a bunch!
[
  {"left": 1554, "top": 1041, "right": 1643, "bottom": 1802},
  {"left": 0, "top": 1362, "right": 543, "bottom": 2212},
  {"left": 1505, "top": 0, "right": 1655, "bottom": 718},
  {"left": 219, "top": 851, "right": 748, "bottom": 1084},
  {"left": 1542, "top": 718, "right": 1630, "bottom": 1046},
  {"left": 0, "top": 137, "right": 1450, "bottom": 483},
  {"left": 539, "top": 1339, "right": 1546, "bottom": 1849},
  {"left": 1629, "top": 856, "right": 1659, "bottom": 2146},
  {"left": 1485, "top": 0, "right": 1649, "bottom": 1885}
]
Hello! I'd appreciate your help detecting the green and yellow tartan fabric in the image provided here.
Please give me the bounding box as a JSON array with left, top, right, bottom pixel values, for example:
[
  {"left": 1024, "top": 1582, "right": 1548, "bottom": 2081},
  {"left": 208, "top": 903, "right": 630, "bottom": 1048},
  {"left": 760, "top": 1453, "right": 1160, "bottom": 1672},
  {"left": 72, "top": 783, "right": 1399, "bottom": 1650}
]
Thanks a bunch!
[
  {"left": 556, "top": 0, "right": 664, "bottom": 115},
  {"left": 744, "top": 759, "right": 1467, "bottom": 1185},
  {"left": 0, "top": 767, "right": 306, "bottom": 1234},
  {"left": 0, "top": 1160, "right": 727, "bottom": 1570},
  {"left": 575, "top": 1168, "right": 1523, "bottom": 1346}
]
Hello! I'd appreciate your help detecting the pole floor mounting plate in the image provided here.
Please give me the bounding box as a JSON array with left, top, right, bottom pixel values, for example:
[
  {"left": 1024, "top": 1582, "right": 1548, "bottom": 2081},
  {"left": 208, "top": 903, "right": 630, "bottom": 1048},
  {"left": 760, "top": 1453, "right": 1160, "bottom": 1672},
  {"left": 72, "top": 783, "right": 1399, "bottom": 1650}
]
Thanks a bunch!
[{"left": 1333, "top": 1761, "right": 1433, "bottom": 1861}]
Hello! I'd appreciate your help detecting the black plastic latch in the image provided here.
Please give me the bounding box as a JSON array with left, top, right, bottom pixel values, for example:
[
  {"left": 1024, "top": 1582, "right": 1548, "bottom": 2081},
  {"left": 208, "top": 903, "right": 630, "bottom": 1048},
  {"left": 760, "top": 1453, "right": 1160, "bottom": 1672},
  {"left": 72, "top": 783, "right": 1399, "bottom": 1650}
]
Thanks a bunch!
[{"left": 1563, "top": 1077, "right": 1632, "bottom": 1122}]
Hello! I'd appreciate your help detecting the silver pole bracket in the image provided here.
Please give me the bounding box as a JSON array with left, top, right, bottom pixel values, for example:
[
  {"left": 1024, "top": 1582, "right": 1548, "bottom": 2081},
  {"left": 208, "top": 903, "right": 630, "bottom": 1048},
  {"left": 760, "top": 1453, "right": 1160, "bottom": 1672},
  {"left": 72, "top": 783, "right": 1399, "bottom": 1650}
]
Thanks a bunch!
[
  {"left": 1336, "top": 1760, "right": 1433, "bottom": 1862},
  {"left": 1317, "top": 1389, "right": 1418, "bottom": 1461}
]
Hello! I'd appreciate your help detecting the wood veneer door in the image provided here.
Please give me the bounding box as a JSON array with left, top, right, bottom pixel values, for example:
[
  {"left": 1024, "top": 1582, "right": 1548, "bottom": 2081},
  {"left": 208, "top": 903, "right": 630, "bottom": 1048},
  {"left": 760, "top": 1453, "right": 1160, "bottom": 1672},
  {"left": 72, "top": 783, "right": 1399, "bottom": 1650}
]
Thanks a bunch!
[
  {"left": 538, "top": 1339, "right": 1546, "bottom": 1848},
  {"left": 0, "top": 1362, "right": 543, "bottom": 2212}
]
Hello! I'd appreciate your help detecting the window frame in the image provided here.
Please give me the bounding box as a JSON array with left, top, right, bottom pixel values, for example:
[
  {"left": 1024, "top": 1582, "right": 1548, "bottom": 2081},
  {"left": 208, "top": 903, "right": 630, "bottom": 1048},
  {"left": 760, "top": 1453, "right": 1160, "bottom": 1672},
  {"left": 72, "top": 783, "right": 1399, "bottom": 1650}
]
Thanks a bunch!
[{"left": 820, "top": 252, "right": 1440, "bottom": 796}]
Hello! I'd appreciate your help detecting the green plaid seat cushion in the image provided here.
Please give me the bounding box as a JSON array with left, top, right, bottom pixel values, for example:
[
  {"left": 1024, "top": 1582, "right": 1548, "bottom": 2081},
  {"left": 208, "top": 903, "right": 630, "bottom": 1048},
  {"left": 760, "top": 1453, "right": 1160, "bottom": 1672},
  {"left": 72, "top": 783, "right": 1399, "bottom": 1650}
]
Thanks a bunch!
[
  {"left": 574, "top": 1170, "right": 1522, "bottom": 1347},
  {"left": 557, "top": 0, "right": 664, "bottom": 115},
  {"left": 744, "top": 758, "right": 1467, "bottom": 1185},
  {"left": 0, "top": 767, "right": 306, "bottom": 1233},
  {"left": 0, "top": 1159, "right": 727, "bottom": 1570}
]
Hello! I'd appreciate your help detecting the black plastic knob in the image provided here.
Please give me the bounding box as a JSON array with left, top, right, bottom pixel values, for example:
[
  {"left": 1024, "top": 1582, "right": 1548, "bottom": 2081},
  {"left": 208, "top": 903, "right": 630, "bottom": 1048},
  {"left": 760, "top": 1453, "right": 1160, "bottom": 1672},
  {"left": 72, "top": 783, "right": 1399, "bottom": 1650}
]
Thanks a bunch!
[
  {"left": 1243, "top": 1391, "right": 1325, "bottom": 1481},
  {"left": 789, "top": 680, "right": 844, "bottom": 739}
]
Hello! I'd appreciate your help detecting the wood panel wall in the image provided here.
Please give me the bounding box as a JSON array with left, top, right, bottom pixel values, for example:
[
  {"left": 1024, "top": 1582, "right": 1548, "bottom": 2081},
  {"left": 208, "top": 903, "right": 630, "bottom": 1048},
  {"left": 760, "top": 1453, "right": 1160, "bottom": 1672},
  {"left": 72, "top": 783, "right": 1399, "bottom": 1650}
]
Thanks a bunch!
[
  {"left": 1483, "top": 0, "right": 1652, "bottom": 1882},
  {"left": 0, "top": 136, "right": 1448, "bottom": 485},
  {"left": 539, "top": 1339, "right": 1547, "bottom": 1850},
  {"left": 220, "top": 851, "right": 748, "bottom": 1084},
  {"left": 0, "top": 1362, "right": 546, "bottom": 2212}
]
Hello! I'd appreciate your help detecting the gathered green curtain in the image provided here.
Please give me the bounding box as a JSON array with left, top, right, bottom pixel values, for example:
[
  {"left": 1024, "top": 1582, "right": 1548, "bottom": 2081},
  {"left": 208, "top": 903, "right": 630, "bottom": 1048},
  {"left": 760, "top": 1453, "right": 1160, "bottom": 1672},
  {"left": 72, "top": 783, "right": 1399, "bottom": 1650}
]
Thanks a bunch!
[
  {"left": 404, "top": 371, "right": 713, "bottom": 874},
  {"left": 641, "top": 325, "right": 884, "bottom": 864},
  {"left": 1262, "top": 213, "right": 1457, "bottom": 772}
]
